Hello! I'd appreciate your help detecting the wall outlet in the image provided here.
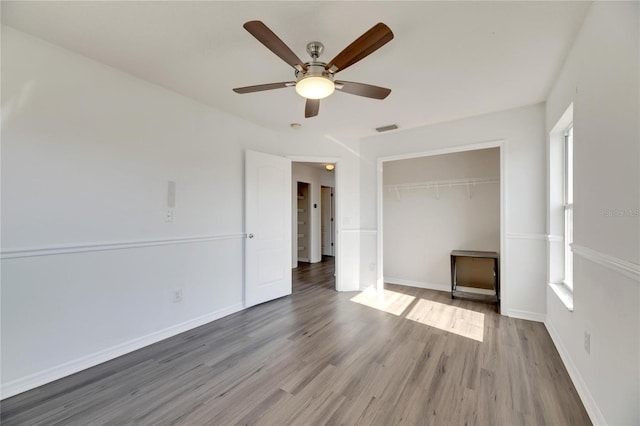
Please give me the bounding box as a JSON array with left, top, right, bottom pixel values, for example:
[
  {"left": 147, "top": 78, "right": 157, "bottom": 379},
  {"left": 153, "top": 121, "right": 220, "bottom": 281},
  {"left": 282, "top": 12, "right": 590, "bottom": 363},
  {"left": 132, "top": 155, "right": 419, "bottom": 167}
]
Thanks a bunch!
[
  {"left": 584, "top": 331, "right": 590, "bottom": 355},
  {"left": 165, "top": 209, "right": 174, "bottom": 223},
  {"left": 173, "top": 288, "right": 183, "bottom": 303}
]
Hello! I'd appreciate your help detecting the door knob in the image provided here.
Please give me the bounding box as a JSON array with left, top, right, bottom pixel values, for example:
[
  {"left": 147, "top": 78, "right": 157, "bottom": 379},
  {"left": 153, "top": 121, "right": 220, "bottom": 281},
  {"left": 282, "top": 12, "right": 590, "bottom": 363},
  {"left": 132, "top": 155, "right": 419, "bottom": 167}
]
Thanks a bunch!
[{"left": 248, "top": 233, "right": 254, "bottom": 239}]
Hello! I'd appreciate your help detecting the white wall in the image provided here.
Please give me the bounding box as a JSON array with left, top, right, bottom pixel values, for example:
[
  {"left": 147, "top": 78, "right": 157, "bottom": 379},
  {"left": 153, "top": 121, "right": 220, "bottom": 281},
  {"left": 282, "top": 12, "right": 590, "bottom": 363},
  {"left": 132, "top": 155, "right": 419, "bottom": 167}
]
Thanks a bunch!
[
  {"left": 0, "top": 26, "right": 362, "bottom": 398},
  {"left": 545, "top": 3, "right": 640, "bottom": 425},
  {"left": 291, "top": 163, "right": 335, "bottom": 267},
  {"left": 359, "top": 103, "right": 547, "bottom": 320},
  {"left": 383, "top": 149, "right": 500, "bottom": 288}
]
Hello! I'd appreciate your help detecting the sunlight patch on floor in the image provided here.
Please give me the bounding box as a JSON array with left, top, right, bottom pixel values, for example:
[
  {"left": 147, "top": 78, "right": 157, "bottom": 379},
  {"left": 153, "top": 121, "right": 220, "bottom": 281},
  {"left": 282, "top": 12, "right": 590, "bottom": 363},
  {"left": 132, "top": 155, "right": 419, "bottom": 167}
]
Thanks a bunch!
[
  {"left": 350, "top": 286, "right": 416, "bottom": 316},
  {"left": 406, "top": 299, "right": 485, "bottom": 342}
]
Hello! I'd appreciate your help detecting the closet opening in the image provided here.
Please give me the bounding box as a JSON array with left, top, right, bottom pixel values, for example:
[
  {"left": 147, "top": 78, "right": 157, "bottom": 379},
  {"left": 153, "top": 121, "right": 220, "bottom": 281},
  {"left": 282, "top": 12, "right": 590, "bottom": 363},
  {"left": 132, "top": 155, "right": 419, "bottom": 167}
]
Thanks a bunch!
[{"left": 377, "top": 143, "right": 505, "bottom": 313}]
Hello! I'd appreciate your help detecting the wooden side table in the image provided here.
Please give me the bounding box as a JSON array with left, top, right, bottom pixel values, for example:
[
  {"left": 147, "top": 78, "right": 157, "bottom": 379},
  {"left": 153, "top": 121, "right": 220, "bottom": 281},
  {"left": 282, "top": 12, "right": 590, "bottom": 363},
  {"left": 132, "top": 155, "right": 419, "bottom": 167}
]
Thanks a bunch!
[{"left": 450, "top": 250, "right": 500, "bottom": 310}]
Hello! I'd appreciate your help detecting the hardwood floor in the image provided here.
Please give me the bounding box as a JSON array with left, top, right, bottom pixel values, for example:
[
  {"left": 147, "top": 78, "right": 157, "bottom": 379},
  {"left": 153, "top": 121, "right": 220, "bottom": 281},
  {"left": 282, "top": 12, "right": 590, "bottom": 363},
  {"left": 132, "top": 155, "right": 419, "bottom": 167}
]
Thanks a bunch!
[{"left": 1, "top": 257, "right": 590, "bottom": 425}]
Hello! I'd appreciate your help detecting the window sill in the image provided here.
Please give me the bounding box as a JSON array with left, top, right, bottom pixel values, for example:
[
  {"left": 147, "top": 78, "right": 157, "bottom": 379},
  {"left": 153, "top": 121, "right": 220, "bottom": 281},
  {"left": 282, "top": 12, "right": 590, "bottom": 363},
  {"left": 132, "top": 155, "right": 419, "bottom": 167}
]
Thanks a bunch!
[{"left": 549, "top": 282, "right": 574, "bottom": 312}]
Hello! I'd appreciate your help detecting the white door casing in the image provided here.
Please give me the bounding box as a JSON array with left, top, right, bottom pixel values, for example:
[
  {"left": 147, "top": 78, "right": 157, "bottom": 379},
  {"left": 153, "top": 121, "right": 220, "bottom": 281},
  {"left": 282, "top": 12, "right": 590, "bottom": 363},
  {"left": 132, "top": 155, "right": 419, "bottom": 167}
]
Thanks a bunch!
[
  {"left": 245, "top": 150, "right": 292, "bottom": 307},
  {"left": 321, "top": 186, "right": 334, "bottom": 256}
]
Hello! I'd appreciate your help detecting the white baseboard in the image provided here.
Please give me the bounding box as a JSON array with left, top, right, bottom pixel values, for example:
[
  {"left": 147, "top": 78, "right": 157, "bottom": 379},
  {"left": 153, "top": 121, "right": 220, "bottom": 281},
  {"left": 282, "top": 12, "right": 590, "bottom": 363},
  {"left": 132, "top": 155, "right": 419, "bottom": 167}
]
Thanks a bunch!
[
  {"left": 384, "top": 277, "right": 497, "bottom": 296},
  {"left": 545, "top": 320, "right": 607, "bottom": 425},
  {"left": 384, "top": 277, "right": 450, "bottom": 292},
  {"left": 506, "top": 309, "right": 546, "bottom": 322},
  {"left": 1, "top": 303, "right": 244, "bottom": 400}
]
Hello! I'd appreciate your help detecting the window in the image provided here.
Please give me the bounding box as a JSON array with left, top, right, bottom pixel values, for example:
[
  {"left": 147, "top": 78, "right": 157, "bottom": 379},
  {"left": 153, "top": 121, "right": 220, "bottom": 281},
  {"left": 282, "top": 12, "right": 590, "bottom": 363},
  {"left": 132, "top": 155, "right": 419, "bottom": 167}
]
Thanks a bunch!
[
  {"left": 563, "top": 125, "right": 573, "bottom": 289},
  {"left": 548, "top": 105, "right": 573, "bottom": 310}
]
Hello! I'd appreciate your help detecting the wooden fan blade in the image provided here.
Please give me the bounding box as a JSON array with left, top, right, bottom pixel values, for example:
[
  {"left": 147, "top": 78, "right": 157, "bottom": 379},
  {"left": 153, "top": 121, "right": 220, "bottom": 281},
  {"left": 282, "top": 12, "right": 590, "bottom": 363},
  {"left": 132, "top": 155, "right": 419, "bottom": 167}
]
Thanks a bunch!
[
  {"left": 305, "top": 99, "right": 320, "bottom": 118},
  {"left": 325, "top": 23, "right": 393, "bottom": 74},
  {"left": 233, "top": 82, "right": 295, "bottom": 94},
  {"left": 243, "top": 21, "right": 307, "bottom": 72},
  {"left": 335, "top": 81, "right": 391, "bottom": 99}
]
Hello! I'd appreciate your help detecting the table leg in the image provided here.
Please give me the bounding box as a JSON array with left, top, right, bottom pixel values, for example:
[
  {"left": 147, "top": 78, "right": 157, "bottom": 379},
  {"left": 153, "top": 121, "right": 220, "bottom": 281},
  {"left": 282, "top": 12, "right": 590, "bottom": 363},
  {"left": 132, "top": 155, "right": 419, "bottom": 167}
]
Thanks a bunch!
[{"left": 450, "top": 255, "right": 456, "bottom": 299}]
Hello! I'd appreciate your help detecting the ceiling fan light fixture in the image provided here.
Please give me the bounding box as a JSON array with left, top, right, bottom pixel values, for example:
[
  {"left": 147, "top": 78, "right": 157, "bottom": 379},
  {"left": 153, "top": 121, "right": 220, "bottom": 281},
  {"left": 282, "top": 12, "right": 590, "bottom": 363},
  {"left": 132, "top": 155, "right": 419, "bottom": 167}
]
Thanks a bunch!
[{"left": 295, "top": 76, "right": 335, "bottom": 99}]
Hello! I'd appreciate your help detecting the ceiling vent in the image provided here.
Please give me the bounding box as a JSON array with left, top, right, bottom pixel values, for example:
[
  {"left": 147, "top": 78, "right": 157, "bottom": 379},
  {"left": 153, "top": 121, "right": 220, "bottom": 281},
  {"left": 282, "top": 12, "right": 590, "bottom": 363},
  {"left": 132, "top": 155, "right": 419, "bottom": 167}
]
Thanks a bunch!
[{"left": 375, "top": 124, "right": 398, "bottom": 132}]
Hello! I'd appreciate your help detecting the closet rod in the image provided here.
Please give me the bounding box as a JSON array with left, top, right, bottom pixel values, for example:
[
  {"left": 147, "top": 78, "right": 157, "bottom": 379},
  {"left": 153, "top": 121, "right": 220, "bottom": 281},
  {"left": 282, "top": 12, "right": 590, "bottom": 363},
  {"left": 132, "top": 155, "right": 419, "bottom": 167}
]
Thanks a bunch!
[{"left": 384, "top": 176, "right": 499, "bottom": 191}]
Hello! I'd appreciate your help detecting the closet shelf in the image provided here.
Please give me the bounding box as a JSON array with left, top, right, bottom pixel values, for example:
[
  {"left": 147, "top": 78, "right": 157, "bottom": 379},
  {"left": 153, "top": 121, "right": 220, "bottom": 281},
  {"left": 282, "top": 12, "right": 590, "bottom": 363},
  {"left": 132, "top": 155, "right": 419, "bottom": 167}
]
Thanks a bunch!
[
  {"left": 297, "top": 182, "right": 310, "bottom": 261},
  {"left": 385, "top": 176, "right": 499, "bottom": 200}
]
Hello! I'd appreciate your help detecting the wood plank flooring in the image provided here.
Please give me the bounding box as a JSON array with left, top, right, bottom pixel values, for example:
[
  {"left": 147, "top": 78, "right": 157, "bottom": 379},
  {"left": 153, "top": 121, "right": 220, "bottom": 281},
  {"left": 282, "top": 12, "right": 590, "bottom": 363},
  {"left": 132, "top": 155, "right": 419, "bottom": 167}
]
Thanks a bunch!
[{"left": 1, "top": 257, "right": 591, "bottom": 425}]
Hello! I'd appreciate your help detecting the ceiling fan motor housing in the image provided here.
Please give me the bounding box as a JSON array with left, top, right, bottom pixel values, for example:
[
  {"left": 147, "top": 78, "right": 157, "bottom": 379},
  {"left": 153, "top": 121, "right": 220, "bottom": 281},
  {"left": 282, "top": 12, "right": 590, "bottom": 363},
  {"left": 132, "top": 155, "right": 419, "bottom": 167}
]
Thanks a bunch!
[
  {"left": 295, "top": 63, "right": 334, "bottom": 81},
  {"left": 295, "top": 41, "right": 333, "bottom": 82}
]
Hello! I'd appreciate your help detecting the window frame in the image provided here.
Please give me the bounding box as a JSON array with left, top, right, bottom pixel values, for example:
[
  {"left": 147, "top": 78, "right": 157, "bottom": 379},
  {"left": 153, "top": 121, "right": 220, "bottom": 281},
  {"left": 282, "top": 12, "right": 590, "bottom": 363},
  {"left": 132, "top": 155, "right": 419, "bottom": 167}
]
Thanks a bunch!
[{"left": 563, "top": 125, "right": 574, "bottom": 290}]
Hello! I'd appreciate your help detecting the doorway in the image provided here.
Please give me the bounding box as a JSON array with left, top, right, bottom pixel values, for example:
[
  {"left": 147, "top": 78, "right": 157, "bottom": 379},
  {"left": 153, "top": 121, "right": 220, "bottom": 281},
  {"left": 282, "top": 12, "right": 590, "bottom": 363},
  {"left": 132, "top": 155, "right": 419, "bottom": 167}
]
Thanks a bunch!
[{"left": 291, "top": 161, "right": 337, "bottom": 289}]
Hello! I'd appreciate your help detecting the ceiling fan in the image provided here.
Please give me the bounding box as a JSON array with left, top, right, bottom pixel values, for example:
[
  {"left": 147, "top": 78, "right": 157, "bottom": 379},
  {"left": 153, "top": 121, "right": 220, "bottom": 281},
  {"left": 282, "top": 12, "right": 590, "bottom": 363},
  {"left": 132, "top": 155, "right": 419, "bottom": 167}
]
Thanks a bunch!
[{"left": 233, "top": 21, "right": 394, "bottom": 118}]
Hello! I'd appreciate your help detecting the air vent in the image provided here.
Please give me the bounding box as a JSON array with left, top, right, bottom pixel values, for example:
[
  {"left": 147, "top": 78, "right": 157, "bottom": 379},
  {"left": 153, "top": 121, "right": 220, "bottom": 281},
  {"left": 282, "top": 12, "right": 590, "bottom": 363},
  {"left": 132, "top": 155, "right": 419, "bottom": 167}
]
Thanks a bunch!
[{"left": 375, "top": 124, "right": 398, "bottom": 132}]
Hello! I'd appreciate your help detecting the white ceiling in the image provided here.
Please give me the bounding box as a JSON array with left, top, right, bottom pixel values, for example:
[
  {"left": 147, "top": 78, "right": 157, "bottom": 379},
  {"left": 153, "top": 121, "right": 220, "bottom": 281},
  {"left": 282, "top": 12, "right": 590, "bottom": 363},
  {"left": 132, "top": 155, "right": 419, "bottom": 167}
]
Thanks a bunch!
[{"left": 1, "top": 1, "right": 590, "bottom": 139}]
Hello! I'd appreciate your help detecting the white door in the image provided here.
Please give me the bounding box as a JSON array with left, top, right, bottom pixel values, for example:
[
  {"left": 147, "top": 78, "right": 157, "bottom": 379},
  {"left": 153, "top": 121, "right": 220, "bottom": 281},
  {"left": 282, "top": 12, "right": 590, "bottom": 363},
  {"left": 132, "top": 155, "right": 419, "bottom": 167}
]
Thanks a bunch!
[
  {"left": 321, "top": 186, "right": 334, "bottom": 256},
  {"left": 245, "top": 150, "right": 292, "bottom": 307}
]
